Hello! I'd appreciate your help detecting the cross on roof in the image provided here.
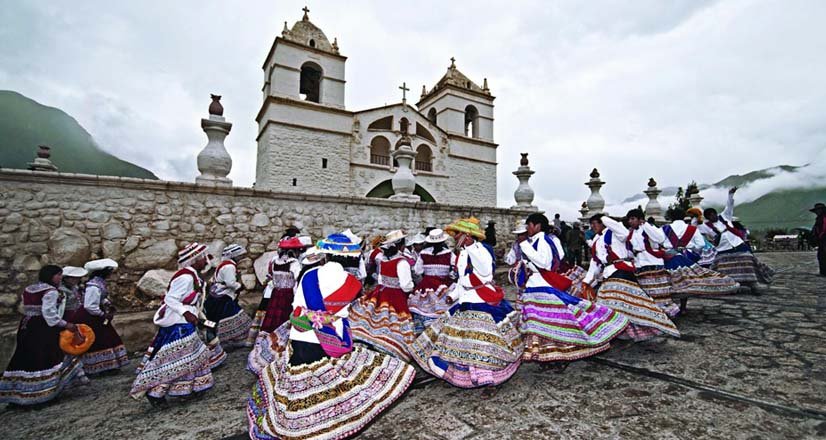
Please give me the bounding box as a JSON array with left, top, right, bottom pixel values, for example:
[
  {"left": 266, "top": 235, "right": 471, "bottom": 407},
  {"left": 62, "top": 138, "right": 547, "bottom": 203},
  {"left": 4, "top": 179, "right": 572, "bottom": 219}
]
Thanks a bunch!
[
  {"left": 399, "top": 82, "right": 410, "bottom": 103},
  {"left": 450, "top": 57, "right": 456, "bottom": 68},
  {"left": 302, "top": 6, "right": 310, "bottom": 19}
]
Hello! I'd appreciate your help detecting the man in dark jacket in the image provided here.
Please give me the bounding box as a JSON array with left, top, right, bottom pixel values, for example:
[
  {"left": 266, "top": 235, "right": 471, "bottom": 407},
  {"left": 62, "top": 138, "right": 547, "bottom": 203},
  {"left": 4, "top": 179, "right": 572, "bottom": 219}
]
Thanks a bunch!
[
  {"left": 484, "top": 220, "right": 497, "bottom": 247},
  {"left": 811, "top": 203, "right": 826, "bottom": 276}
]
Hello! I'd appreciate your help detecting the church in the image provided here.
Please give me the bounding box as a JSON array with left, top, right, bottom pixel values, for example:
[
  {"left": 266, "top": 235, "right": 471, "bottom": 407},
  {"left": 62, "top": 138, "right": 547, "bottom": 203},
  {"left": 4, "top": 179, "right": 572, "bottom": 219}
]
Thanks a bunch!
[{"left": 255, "top": 7, "right": 498, "bottom": 206}]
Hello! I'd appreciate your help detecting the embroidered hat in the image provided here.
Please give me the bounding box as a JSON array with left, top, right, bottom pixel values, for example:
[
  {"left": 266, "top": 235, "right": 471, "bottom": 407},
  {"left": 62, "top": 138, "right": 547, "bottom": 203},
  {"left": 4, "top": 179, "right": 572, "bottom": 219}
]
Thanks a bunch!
[
  {"left": 318, "top": 233, "right": 361, "bottom": 255},
  {"left": 445, "top": 217, "right": 485, "bottom": 240},
  {"left": 686, "top": 207, "right": 703, "bottom": 222},
  {"left": 62, "top": 266, "right": 88, "bottom": 278},
  {"left": 511, "top": 220, "right": 527, "bottom": 234},
  {"left": 409, "top": 233, "right": 427, "bottom": 245},
  {"left": 300, "top": 247, "right": 326, "bottom": 266},
  {"left": 381, "top": 229, "right": 406, "bottom": 246},
  {"left": 341, "top": 229, "right": 362, "bottom": 245},
  {"left": 221, "top": 244, "right": 247, "bottom": 259},
  {"left": 279, "top": 236, "right": 313, "bottom": 250},
  {"left": 177, "top": 242, "right": 207, "bottom": 269},
  {"left": 425, "top": 228, "right": 448, "bottom": 243},
  {"left": 84, "top": 258, "right": 119, "bottom": 273}
]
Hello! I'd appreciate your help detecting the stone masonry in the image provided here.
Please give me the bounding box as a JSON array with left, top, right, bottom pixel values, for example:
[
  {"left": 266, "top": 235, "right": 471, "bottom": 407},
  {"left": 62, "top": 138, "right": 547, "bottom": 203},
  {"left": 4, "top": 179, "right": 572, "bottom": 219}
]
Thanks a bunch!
[{"left": 0, "top": 169, "right": 533, "bottom": 316}]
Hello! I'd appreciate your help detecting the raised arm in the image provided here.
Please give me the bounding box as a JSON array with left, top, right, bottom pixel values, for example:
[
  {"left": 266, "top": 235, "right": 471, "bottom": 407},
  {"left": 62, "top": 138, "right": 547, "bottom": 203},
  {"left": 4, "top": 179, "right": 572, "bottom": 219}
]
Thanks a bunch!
[
  {"left": 520, "top": 236, "right": 552, "bottom": 270},
  {"left": 722, "top": 188, "right": 736, "bottom": 220},
  {"left": 601, "top": 217, "right": 630, "bottom": 242}
]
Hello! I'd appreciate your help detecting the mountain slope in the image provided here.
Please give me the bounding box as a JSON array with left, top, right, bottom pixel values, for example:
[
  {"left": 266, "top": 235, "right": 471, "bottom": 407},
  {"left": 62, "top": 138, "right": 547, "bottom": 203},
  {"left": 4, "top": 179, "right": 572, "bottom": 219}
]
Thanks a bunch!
[{"left": 0, "top": 90, "right": 157, "bottom": 179}]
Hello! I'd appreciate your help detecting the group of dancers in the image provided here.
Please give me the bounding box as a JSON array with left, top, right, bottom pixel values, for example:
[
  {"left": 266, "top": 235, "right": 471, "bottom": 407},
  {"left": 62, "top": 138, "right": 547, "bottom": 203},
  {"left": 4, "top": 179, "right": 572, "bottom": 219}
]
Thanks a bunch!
[{"left": 0, "top": 187, "right": 775, "bottom": 440}]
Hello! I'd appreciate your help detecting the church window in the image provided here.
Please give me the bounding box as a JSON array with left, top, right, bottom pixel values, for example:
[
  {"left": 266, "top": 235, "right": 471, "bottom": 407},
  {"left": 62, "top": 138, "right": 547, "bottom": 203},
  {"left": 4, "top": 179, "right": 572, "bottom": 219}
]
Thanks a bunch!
[
  {"left": 415, "top": 145, "right": 433, "bottom": 172},
  {"left": 399, "top": 117, "right": 410, "bottom": 134},
  {"left": 427, "top": 108, "right": 437, "bottom": 125},
  {"left": 415, "top": 123, "right": 435, "bottom": 143},
  {"left": 299, "top": 61, "right": 322, "bottom": 103},
  {"left": 464, "top": 105, "right": 479, "bottom": 138},
  {"left": 369, "top": 136, "right": 391, "bottom": 166},
  {"left": 292, "top": 178, "right": 297, "bottom": 186},
  {"left": 309, "top": 39, "right": 316, "bottom": 48},
  {"left": 322, "top": 158, "right": 328, "bottom": 169},
  {"left": 368, "top": 116, "right": 393, "bottom": 130}
]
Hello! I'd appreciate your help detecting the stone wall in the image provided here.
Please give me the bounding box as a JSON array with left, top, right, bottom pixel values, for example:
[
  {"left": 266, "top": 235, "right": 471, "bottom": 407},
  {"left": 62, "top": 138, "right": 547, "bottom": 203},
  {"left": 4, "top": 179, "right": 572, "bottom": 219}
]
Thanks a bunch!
[{"left": 0, "top": 169, "right": 533, "bottom": 316}]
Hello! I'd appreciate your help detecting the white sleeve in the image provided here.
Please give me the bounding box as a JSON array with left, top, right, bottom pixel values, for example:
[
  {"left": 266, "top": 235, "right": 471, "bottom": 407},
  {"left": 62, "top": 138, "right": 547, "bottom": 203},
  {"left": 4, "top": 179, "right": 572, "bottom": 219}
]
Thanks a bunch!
[
  {"left": 397, "top": 260, "right": 414, "bottom": 293},
  {"left": 165, "top": 275, "right": 194, "bottom": 317},
  {"left": 583, "top": 261, "right": 601, "bottom": 285},
  {"left": 552, "top": 235, "right": 565, "bottom": 261},
  {"left": 723, "top": 192, "right": 735, "bottom": 220},
  {"left": 42, "top": 290, "right": 68, "bottom": 328},
  {"left": 413, "top": 254, "right": 424, "bottom": 276},
  {"left": 218, "top": 264, "right": 242, "bottom": 292},
  {"left": 601, "top": 217, "right": 629, "bottom": 242},
  {"left": 290, "top": 260, "right": 301, "bottom": 280},
  {"left": 642, "top": 223, "right": 666, "bottom": 245},
  {"left": 358, "top": 257, "right": 367, "bottom": 280},
  {"left": 455, "top": 250, "right": 469, "bottom": 278},
  {"left": 83, "top": 285, "right": 104, "bottom": 316},
  {"left": 689, "top": 229, "right": 706, "bottom": 252},
  {"left": 520, "top": 237, "right": 551, "bottom": 270},
  {"left": 504, "top": 245, "right": 517, "bottom": 266}
]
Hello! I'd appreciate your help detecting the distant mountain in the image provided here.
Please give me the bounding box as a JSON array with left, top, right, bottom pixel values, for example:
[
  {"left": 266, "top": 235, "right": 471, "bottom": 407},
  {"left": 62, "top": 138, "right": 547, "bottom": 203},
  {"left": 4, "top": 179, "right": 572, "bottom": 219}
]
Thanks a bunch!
[
  {"left": 0, "top": 90, "right": 157, "bottom": 179},
  {"left": 621, "top": 163, "right": 825, "bottom": 231}
]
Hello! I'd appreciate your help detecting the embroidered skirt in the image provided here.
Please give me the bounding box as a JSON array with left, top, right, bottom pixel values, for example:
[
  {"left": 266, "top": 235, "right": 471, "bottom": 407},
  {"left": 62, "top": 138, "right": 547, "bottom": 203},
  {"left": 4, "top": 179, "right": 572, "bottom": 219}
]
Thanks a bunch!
[
  {"left": 205, "top": 295, "right": 252, "bottom": 349},
  {"left": 668, "top": 262, "right": 740, "bottom": 296},
  {"left": 410, "top": 301, "right": 523, "bottom": 388},
  {"left": 348, "top": 286, "right": 415, "bottom": 362},
  {"left": 712, "top": 249, "right": 774, "bottom": 284},
  {"left": 261, "top": 288, "right": 294, "bottom": 334},
  {"left": 635, "top": 266, "right": 680, "bottom": 317},
  {"left": 130, "top": 323, "right": 214, "bottom": 399},
  {"left": 0, "top": 316, "right": 88, "bottom": 405},
  {"left": 74, "top": 309, "right": 129, "bottom": 374},
  {"left": 519, "top": 285, "right": 628, "bottom": 362},
  {"left": 409, "top": 277, "right": 452, "bottom": 335},
  {"left": 596, "top": 275, "right": 680, "bottom": 341},
  {"left": 247, "top": 336, "right": 415, "bottom": 440},
  {"left": 247, "top": 322, "right": 291, "bottom": 375},
  {"left": 247, "top": 297, "right": 269, "bottom": 347}
]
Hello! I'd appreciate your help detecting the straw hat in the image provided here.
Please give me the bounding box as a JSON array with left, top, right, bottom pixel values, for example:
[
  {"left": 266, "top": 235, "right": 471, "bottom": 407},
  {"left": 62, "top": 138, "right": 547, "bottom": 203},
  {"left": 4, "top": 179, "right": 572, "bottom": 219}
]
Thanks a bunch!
[
  {"left": 381, "top": 230, "right": 406, "bottom": 246},
  {"left": 511, "top": 220, "right": 527, "bottom": 235},
  {"left": 445, "top": 217, "right": 485, "bottom": 240}
]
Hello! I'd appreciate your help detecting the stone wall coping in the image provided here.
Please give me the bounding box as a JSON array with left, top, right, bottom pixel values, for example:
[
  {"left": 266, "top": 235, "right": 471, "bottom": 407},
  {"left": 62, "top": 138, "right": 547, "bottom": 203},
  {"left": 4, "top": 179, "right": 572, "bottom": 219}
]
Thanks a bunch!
[{"left": 0, "top": 168, "right": 533, "bottom": 215}]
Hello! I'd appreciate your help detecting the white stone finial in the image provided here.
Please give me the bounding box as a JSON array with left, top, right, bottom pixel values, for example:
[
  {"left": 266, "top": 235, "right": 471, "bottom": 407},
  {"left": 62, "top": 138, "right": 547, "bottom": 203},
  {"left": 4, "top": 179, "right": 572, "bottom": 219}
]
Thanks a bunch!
[
  {"left": 689, "top": 187, "right": 704, "bottom": 209},
  {"left": 282, "top": 21, "right": 289, "bottom": 36},
  {"left": 28, "top": 145, "right": 58, "bottom": 172},
  {"left": 196, "top": 95, "right": 233, "bottom": 187},
  {"left": 389, "top": 134, "right": 420, "bottom": 202},
  {"left": 483, "top": 78, "right": 489, "bottom": 92},
  {"left": 585, "top": 168, "right": 605, "bottom": 216},
  {"left": 512, "top": 153, "right": 537, "bottom": 211},
  {"left": 578, "top": 201, "right": 590, "bottom": 223},
  {"left": 643, "top": 177, "right": 666, "bottom": 224}
]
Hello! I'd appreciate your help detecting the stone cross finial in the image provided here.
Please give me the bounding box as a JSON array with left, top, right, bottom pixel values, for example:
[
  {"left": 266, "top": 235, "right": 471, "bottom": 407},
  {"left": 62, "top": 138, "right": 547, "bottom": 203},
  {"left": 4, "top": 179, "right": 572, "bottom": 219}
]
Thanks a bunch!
[
  {"left": 449, "top": 57, "right": 456, "bottom": 69},
  {"left": 302, "top": 6, "right": 310, "bottom": 20},
  {"left": 399, "top": 82, "right": 409, "bottom": 104}
]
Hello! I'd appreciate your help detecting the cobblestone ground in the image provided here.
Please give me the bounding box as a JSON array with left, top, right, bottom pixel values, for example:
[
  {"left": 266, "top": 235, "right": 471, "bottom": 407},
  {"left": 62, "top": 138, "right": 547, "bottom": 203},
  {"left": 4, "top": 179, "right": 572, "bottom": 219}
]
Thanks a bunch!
[{"left": 1, "top": 252, "right": 824, "bottom": 439}]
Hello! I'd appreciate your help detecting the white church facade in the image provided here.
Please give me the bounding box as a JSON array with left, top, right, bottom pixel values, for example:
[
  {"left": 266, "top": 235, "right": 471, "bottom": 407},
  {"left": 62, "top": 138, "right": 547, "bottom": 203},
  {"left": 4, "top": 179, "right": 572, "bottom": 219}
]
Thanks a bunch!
[{"left": 255, "top": 8, "right": 498, "bottom": 206}]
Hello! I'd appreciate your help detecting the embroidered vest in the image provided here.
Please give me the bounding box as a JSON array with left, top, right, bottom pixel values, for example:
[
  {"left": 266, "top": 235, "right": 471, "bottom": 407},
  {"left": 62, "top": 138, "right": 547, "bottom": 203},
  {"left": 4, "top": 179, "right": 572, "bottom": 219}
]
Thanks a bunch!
[{"left": 422, "top": 251, "right": 452, "bottom": 277}]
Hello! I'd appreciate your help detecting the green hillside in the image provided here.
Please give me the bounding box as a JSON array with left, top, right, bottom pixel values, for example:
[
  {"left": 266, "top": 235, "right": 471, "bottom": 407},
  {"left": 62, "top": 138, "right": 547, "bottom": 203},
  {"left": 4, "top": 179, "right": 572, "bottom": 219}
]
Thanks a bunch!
[
  {"left": 712, "top": 165, "right": 800, "bottom": 188},
  {"left": 734, "top": 187, "right": 825, "bottom": 231},
  {"left": 0, "top": 90, "right": 157, "bottom": 179}
]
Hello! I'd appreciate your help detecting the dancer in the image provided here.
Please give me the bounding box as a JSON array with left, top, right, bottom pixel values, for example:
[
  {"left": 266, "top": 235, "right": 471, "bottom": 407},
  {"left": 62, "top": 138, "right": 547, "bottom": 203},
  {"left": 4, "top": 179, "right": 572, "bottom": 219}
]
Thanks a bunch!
[
  {"left": 130, "top": 243, "right": 219, "bottom": 405},
  {"left": 348, "top": 230, "right": 416, "bottom": 361},
  {"left": 247, "top": 262, "right": 414, "bottom": 440},
  {"left": 699, "top": 188, "right": 774, "bottom": 289},
  {"left": 321, "top": 231, "right": 366, "bottom": 281},
  {"left": 75, "top": 258, "right": 129, "bottom": 374},
  {"left": 411, "top": 219, "right": 523, "bottom": 387},
  {"left": 0, "top": 266, "right": 88, "bottom": 406},
  {"left": 625, "top": 209, "right": 681, "bottom": 317},
  {"left": 584, "top": 214, "right": 680, "bottom": 341},
  {"left": 205, "top": 244, "right": 252, "bottom": 349},
  {"left": 409, "top": 228, "right": 456, "bottom": 334},
  {"left": 518, "top": 213, "right": 628, "bottom": 363},
  {"left": 59, "top": 266, "right": 87, "bottom": 322}
]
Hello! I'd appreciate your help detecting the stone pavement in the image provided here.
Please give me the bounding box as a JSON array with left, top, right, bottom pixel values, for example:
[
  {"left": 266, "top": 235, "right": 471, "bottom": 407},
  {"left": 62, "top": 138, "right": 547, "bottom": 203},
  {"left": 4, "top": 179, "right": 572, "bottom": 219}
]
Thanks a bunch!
[{"left": 0, "top": 252, "right": 824, "bottom": 439}]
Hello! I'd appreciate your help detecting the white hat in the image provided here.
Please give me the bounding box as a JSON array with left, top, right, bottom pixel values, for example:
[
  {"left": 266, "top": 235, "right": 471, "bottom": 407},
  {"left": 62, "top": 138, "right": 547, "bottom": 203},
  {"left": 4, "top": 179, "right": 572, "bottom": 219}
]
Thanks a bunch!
[
  {"left": 425, "top": 228, "right": 448, "bottom": 243},
  {"left": 341, "top": 229, "right": 362, "bottom": 245},
  {"left": 222, "top": 244, "right": 247, "bottom": 259},
  {"left": 381, "top": 230, "right": 406, "bottom": 246},
  {"left": 300, "top": 247, "right": 326, "bottom": 266},
  {"left": 62, "top": 266, "right": 88, "bottom": 278},
  {"left": 84, "top": 258, "right": 118, "bottom": 272},
  {"left": 511, "top": 220, "right": 527, "bottom": 235},
  {"left": 409, "top": 233, "right": 426, "bottom": 245}
]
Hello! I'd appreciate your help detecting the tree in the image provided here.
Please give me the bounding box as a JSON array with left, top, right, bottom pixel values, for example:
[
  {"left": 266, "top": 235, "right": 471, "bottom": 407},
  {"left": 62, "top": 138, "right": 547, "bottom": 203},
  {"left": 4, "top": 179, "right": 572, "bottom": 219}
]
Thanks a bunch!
[{"left": 665, "top": 181, "right": 697, "bottom": 221}]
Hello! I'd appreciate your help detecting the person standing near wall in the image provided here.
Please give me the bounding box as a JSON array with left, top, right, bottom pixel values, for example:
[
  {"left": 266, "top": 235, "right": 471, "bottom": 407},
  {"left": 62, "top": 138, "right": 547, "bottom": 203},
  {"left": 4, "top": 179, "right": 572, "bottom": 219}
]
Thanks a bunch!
[{"left": 811, "top": 203, "right": 826, "bottom": 276}]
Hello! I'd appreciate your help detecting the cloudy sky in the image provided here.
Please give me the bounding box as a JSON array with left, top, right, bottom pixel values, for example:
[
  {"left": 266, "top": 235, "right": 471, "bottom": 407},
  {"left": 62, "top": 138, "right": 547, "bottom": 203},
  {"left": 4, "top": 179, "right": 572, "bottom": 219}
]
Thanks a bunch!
[{"left": 2, "top": 0, "right": 825, "bottom": 218}]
